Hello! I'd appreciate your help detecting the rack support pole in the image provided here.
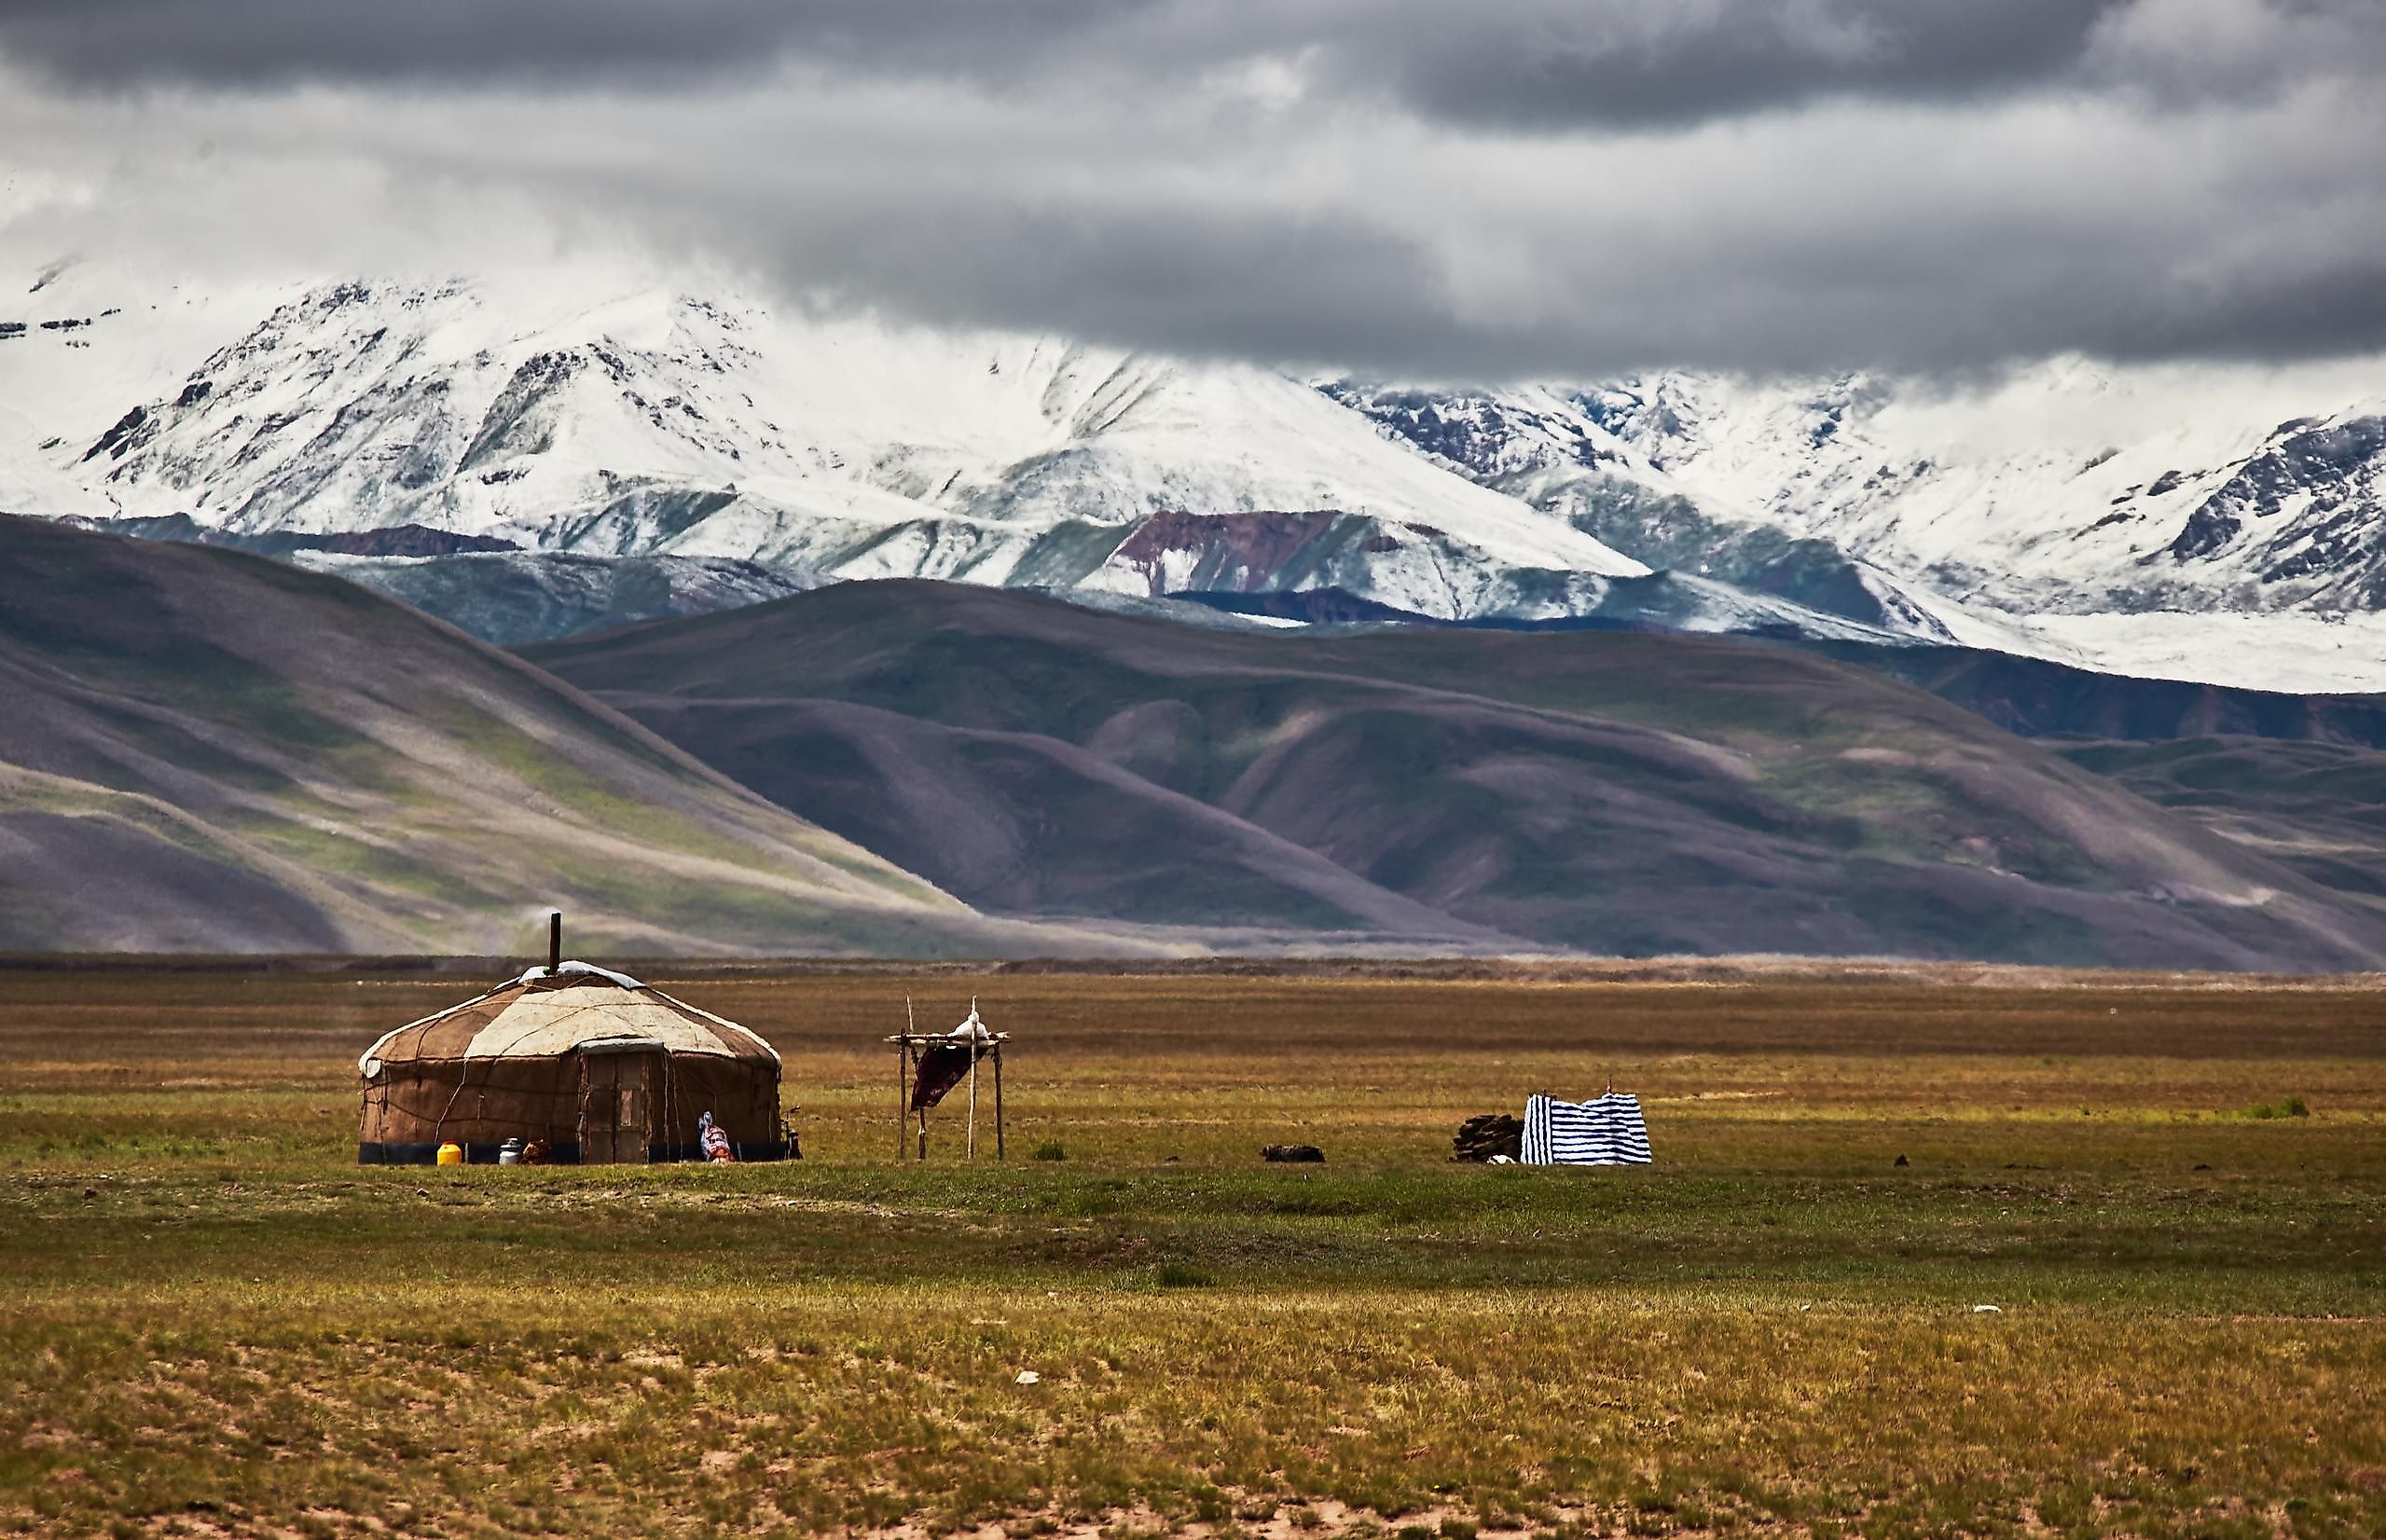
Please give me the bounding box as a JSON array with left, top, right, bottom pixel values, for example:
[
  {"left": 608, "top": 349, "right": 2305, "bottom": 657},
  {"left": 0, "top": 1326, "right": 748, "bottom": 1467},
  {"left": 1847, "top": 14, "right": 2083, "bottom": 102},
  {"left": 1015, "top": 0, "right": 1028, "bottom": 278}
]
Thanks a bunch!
[{"left": 966, "top": 1048, "right": 980, "bottom": 1162}]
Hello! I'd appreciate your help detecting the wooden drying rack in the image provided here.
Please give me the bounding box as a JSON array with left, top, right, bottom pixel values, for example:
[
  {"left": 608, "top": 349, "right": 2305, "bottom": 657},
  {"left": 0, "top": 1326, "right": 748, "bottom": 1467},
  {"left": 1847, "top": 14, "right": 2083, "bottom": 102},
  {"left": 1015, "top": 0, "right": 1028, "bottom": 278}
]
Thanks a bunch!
[{"left": 885, "top": 1025, "right": 1009, "bottom": 1161}]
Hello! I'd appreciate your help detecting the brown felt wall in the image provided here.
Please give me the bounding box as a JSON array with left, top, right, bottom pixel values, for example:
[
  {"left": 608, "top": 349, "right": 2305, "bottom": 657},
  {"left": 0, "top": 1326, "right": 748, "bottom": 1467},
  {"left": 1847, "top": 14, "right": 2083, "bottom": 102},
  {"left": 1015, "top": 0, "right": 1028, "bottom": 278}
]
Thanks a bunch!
[{"left": 360, "top": 1053, "right": 781, "bottom": 1149}]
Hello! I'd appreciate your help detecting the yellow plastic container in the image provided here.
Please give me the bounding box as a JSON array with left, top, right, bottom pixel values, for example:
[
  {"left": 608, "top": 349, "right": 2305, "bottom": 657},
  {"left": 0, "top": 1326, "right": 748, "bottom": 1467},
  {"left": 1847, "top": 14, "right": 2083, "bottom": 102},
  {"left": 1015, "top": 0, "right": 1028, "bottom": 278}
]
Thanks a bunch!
[{"left": 436, "top": 1142, "right": 463, "bottom": 1166}]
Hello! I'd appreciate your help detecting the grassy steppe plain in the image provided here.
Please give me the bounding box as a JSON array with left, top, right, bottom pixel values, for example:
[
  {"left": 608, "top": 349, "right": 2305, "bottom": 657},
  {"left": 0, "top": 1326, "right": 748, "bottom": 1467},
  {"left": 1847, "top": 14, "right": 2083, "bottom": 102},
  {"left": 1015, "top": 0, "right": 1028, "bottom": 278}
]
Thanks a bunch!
[{"left": 4, "top": 961, "right": 2383, "bottom": 1539}]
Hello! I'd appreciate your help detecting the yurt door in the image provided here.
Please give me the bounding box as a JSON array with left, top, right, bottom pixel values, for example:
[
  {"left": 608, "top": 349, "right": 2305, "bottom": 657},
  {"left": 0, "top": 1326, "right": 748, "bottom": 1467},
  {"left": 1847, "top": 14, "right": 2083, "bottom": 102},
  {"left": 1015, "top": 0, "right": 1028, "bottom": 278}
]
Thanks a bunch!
[{"left": 578, "top": 1048, "right": 664, "bottom": 1163}]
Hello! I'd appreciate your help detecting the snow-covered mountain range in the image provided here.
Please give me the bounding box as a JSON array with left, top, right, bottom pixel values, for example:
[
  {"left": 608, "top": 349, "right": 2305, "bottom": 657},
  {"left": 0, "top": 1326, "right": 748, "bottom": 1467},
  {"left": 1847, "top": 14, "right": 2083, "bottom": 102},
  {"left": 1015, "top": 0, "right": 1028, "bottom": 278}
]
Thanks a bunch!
[
  {"left": 1327, "top": 366, "right": 2386, "bottom": 686},
  {"left": 7, "top": 258, "right": 2385, "bottom": 688}
]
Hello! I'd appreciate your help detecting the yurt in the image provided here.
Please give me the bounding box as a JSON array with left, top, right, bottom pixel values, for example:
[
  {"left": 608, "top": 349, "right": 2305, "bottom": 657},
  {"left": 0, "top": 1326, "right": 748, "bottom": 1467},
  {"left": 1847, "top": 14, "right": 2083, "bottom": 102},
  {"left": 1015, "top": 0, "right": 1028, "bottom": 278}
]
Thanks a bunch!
[{"left": 358, "top": 954, "right": 788, "bottom": 1165}]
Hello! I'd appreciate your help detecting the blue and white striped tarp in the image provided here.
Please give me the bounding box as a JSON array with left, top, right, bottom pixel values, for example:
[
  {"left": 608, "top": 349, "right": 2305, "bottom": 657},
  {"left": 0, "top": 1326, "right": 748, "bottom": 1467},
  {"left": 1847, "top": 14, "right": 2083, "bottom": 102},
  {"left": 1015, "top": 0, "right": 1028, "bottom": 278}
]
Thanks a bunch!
[{"left": 1522, "top": 1093, "right": 1652, "bottom": 1165}]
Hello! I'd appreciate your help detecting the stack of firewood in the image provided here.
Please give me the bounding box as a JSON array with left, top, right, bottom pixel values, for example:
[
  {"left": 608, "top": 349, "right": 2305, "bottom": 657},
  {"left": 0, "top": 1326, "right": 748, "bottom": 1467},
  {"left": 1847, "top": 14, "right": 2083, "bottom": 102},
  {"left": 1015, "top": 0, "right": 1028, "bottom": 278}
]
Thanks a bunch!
[{"left": 1451, "top": 1113, "right": 1524, "bottom": 1162}]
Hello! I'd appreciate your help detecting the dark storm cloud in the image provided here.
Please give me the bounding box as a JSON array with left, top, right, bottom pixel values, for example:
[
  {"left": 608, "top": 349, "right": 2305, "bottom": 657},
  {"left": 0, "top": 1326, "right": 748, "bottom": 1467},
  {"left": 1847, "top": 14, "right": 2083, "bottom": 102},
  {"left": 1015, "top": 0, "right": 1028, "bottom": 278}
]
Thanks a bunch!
[
  {"left": 753, "top": 198, "right": 1467, "bottom": 366},
  {"left": 0, "top": 0, "right": 2293, "bottom": 125},
  {"left": 0, "top": 0, "right": 989, "bottom": 87},
  {"left": 1316, "top": 0, "right": 2131, "bottom": 130},
  {"left": 554, "top": 64, "right": 2386, "bottom": 378},
  {"left": 2098, "top": 252, "right": 2386, "bottom": 364},
  {"left": 802, "top": 201, "right": 2386, "bottom": 379},
  {"left": 4, "top": 0, "right": 2383, "bottom": 377},
  {"left": 4, "top": 0, "right": 1127, "bottom": 89}
]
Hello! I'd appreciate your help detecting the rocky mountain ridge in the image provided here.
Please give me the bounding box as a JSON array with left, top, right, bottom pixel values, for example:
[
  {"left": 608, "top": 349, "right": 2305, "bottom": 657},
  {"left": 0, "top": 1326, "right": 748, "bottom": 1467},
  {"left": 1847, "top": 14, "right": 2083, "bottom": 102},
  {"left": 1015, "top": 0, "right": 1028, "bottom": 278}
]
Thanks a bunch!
[
  {"left": 1330, "top": 365, "right": 2386, "bottom": 627},
  {"left": 7, "top": 260, "right": 2385, "bottom": 686}
]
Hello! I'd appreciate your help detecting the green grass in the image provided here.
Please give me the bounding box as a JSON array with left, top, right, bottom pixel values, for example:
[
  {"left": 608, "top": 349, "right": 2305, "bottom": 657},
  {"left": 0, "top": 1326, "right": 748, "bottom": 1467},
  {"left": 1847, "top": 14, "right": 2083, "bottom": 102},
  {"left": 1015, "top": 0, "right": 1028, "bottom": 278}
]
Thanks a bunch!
[
  {"left": 232, "top": 810, "right": 503, "bottom": 912},
  {"left": 4, "top": 964, "right": 2385, "bottom": 1537}
]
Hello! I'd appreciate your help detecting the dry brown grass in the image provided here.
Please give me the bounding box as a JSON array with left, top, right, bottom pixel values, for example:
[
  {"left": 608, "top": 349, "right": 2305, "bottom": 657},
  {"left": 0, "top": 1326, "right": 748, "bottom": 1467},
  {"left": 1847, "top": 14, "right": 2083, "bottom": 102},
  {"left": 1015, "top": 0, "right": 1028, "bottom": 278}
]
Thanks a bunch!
[{"left": 4, "top": 960, "right": 2384, "bottom": 1537}]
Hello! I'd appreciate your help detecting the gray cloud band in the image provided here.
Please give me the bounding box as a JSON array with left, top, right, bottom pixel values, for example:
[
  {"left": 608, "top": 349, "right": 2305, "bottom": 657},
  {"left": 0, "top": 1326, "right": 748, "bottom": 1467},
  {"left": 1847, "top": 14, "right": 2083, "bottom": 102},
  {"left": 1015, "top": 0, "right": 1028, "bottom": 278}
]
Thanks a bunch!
[
  {"left": 4, "top": 0, "right": 2368, "bottom": 123},
  {"left": 2, "top": 0, "right": 2381, "bottom": 377},
  {"left": 698, "top": 184, "right": 2386, "bottom": 378}
]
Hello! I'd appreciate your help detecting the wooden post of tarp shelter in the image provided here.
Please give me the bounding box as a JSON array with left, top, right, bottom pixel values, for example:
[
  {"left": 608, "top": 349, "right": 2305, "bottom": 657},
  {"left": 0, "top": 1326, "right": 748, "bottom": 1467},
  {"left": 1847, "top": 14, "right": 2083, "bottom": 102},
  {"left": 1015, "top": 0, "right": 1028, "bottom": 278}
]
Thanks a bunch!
[{"left": 993, "top": 1040, "right": 1005, "bottom": 1161}]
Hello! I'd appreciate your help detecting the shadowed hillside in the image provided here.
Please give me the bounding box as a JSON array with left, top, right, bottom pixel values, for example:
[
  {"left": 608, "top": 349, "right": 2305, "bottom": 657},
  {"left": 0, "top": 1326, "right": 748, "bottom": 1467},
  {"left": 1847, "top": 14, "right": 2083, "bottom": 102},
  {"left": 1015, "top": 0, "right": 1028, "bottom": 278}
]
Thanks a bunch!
[
  {"left": 2058, "top": 737, "right": 2386, "bottom": 915},
  {"left": 527, "top": 580, "right": 2386, "bottom": 969},
  {"left": 0, "top": 516, "right": 1108, "bottom": 956},
  {"left": 1804, "top": 639, "right": 2386, "bottom": 747},
  {"left": 1794, "top": 644, "right": 2386, "bottom": 917}
]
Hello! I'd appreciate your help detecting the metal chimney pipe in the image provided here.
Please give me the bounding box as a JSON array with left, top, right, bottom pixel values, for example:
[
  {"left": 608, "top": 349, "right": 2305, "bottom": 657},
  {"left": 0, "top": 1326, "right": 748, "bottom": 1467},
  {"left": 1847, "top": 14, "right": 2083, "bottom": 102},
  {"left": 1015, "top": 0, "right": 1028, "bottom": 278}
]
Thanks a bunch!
[{"left": 548, "top": 912, "right": 562, "bottom": 973}]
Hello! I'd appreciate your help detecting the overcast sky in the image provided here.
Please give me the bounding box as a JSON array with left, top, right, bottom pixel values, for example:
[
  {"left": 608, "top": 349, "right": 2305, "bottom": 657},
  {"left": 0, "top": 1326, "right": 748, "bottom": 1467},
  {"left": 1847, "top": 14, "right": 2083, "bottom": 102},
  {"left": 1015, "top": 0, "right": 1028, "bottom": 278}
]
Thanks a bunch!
[{"left": 2, "top": 0, "right": 2381, "bottom": 381}]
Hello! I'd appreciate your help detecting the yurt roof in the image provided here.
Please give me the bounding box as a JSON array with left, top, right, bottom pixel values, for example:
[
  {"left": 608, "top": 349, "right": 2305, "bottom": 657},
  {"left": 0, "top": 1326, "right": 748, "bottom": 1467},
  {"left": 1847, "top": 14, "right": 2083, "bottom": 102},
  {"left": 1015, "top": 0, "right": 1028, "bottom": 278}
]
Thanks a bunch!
[{"left": 359, "top": 963, "right": 779, "bottom": 1075}]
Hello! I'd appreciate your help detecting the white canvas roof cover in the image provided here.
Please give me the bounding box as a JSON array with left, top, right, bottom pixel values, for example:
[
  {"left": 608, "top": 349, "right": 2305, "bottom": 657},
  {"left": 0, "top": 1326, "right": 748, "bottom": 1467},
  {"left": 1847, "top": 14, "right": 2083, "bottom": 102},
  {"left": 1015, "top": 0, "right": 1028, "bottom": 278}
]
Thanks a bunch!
[{"left": 359, "top": 962, "right": 780, "bottom": 1074}]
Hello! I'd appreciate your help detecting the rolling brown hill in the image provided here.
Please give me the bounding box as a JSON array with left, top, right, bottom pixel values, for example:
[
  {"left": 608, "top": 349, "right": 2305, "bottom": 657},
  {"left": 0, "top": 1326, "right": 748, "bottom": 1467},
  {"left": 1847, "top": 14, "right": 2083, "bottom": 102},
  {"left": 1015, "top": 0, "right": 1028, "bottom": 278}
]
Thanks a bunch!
[
  {"left": 0, "top": 516, "right": 1116, "bottom": 956},
  {"left": 526, "top": 580, "right": 2386, "bottom": 970},
  {"left": 2057, "top": 736, "right": 2386, "bottom": 915}
]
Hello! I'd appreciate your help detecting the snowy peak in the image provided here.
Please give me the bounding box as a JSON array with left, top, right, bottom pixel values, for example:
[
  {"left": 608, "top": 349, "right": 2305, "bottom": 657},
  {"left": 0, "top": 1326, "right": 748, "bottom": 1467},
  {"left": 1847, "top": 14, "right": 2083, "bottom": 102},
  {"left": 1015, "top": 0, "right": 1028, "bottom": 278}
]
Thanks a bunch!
[
  {"left": 85, "top": 280, "right": 801, "bottom": 537},
  {"left": 1334, "top": 359, "right": 2386, "bottom": 681},
  {"left": 1317, "top": 380, "right": 1631, "bottom": 483},
  {"left": 1, "top": 269, "right": 1647, "bottom": 622},
  {"left": 1325, "top": 376, "right": 1954, "bottom": 640},
  {"left": 2166, "top": 413, "right": 2386, "bottom": 600},
  {"left": 1545, "top": 364, "right": 2386, "bottom": 618}
]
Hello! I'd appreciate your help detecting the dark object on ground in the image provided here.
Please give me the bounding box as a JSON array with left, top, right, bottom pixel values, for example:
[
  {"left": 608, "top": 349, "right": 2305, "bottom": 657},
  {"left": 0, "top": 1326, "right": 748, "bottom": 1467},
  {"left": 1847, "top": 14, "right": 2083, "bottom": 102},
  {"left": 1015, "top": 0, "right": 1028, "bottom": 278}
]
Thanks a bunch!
[
  {"left": 1034, "top": 1141, "right": 1066, "bottom": 1162},
  {"left": 1452, "top": 1113, "right": 1524, "bottom": 1162},
  {"left": 1263, "top": 1144, "right": 1326, "bottom": 1162},
  {"left": 1895, "top": 1153, "right": 1910, "bottom": 1167}
]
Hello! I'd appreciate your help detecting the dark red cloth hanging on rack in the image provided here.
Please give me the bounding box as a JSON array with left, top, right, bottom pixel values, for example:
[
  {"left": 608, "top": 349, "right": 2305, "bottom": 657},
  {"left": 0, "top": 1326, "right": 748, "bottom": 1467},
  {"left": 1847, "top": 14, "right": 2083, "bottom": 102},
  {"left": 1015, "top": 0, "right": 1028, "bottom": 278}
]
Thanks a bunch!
[{"left": 909, "top": 1043, "right": 982, "bottom": 1110}]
